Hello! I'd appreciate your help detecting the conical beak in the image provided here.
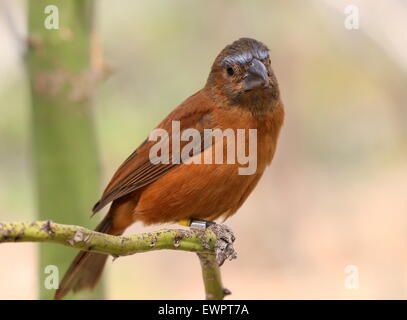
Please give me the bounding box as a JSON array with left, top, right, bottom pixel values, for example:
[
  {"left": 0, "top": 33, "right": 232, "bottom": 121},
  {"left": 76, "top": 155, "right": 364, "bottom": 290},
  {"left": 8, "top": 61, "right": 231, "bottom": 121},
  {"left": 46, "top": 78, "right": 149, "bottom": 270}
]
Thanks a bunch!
[{"left": 243, "top": 59, "right": 269, "bottom": 91}]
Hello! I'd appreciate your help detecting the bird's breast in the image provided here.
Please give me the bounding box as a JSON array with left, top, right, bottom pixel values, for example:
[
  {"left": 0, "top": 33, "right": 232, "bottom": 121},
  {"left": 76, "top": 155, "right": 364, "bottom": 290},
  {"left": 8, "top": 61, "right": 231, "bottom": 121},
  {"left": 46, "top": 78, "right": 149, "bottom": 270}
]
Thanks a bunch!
[{"left": 133, "top": 102, "right": 284, "bottom": 225}]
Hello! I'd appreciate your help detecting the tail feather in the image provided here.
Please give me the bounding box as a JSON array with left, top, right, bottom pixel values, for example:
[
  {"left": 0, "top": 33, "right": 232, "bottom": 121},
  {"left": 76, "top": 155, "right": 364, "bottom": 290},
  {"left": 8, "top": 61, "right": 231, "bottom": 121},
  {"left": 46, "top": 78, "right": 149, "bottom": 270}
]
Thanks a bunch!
[{"left": 54, "top": 216, "right": 114, "bottom": 300}]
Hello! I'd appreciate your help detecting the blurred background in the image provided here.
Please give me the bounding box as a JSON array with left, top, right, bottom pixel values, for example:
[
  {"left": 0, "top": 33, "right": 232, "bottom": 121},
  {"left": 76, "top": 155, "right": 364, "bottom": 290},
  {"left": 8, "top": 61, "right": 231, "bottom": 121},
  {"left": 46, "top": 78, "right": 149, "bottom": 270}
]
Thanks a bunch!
[{"left": 1, "top": 0, "right": 407, "bottom": 299}]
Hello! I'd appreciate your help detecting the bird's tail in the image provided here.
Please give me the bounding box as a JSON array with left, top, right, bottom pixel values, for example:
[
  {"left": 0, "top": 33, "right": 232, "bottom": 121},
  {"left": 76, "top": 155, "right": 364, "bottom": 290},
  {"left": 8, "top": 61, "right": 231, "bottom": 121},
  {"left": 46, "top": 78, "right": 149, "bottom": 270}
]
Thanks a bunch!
[{"left": 54, "top": 215, "right": 115, "bottom": 300}]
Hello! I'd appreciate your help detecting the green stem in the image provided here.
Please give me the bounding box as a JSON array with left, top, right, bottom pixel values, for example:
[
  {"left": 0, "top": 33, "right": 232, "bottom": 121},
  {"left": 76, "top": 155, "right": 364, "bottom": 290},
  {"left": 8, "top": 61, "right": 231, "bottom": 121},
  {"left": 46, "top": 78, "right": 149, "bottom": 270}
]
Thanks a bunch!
[
  {"left": 198, "top": 253, "right": 229, "bottom": 300},
  {"left": 0, "top": 221, "right": 215, "bottom": 255},
  {"left": 26, "top": 0, "right": 101, "bottom": 299}
]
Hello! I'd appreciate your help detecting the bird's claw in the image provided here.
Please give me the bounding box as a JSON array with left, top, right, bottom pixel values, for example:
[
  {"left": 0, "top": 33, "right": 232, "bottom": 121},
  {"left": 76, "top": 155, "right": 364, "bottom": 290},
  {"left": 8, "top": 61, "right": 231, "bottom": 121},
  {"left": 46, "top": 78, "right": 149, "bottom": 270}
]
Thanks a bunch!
[{"left": 207, "top": 223, "right": 237, "bottom": 266}]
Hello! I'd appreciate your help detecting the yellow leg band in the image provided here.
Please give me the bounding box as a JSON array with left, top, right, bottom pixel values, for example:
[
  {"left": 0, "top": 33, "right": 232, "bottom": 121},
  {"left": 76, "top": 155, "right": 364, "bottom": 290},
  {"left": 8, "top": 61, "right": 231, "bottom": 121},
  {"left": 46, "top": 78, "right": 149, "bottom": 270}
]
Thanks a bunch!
[{"left": 178, "top": 219, "right": 191, "bottom": 227}]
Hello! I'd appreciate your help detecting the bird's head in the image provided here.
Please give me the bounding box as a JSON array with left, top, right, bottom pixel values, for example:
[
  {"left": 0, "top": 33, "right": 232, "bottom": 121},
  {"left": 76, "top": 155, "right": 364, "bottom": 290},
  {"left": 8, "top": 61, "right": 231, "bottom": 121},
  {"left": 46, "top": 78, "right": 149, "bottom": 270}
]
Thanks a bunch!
[{"left": 206, "top": 38, "right": 280, "bottom": 111}]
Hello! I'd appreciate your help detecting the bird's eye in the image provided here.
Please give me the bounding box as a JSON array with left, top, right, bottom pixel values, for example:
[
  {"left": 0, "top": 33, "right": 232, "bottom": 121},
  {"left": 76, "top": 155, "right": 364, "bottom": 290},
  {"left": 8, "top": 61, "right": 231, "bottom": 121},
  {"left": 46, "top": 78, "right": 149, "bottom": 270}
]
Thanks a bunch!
[{"left": 226, "top": 67, "right": 235, "bottom": 76}]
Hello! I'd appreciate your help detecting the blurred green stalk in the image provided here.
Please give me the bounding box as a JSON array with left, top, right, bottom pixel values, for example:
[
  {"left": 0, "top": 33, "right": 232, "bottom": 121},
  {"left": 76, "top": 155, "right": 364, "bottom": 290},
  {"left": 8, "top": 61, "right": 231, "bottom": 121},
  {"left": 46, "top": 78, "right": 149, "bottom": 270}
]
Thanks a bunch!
[{"left": 26, "top": 0, "right": 104, "bottom": 299}]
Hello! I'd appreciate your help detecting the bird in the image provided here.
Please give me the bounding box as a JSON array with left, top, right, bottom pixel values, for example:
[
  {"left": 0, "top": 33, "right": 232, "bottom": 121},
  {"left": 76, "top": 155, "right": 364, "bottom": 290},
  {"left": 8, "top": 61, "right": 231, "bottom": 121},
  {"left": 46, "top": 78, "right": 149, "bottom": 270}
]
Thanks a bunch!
[{"left": 54, "top": 37, "right": 285, "bottom": 300}]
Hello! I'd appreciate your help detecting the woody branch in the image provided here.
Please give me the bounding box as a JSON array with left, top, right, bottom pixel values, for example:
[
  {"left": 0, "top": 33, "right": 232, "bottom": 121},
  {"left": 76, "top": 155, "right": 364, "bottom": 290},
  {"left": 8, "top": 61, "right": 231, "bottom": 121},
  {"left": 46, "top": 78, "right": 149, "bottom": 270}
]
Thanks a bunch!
[{"left": 0, "top": 220, "right": 236, "bottom": 300}]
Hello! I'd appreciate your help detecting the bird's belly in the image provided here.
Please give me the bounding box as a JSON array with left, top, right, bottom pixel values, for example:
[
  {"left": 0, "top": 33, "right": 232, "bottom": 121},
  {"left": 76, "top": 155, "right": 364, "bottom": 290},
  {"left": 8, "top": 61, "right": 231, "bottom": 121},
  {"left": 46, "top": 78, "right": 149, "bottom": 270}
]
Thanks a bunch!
[{"left": 133, "top": 162, "right": 263, "bottom": 225}]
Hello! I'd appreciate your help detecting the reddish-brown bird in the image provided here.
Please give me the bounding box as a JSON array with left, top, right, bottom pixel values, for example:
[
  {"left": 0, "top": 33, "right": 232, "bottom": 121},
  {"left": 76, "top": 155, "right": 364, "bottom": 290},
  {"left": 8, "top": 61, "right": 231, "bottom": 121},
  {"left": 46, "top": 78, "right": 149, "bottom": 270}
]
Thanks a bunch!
[{"left": 55, "top": 38, "right": 284, "bottom": 299}]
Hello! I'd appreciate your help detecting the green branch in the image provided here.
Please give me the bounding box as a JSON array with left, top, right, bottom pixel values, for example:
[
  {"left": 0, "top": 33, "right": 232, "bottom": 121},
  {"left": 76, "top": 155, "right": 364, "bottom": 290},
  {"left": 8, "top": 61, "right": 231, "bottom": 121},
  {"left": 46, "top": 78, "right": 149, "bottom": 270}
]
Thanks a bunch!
[{"left": 0, "top": 220, "right": 236, "bottom": 300}]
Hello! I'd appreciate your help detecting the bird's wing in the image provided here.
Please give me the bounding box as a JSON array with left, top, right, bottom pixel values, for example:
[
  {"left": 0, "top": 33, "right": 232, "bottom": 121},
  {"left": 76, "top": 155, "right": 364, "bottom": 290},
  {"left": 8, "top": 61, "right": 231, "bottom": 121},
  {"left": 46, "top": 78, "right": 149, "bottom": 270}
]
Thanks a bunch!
[{"left": 92, "top": 90, "right": 216, "bottom": 213}]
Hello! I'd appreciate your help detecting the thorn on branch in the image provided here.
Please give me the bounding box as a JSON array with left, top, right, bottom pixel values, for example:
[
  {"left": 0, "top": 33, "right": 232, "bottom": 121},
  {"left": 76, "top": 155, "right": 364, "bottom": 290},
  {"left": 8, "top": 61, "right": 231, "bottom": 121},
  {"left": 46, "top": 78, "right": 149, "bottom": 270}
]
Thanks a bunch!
[
  {"left": 40, "top": 220, "right": 55, "bottom": 235},
  {"left": 149, "top": 235, "right": 157, "bottom": 247},
  {"left": 67, "top": 230, "right": 90, "bottom": 246},
  {"left": 173, "top": 230, "right": 191, "bottom": 248},
  {"left": 174, "top": 237, "right": 181, "bottom": 248},
  {"left": 223, "top": 288, "right": 232, "bottom": 296}
]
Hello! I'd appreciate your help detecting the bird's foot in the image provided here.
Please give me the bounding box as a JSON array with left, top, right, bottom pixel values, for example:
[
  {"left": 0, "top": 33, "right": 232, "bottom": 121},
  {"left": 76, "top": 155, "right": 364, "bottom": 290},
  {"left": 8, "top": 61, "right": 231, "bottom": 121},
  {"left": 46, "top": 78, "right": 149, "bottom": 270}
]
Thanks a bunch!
[
  {"left": 207, "top": 223, "right": 237, "bottom": 266},
  {"left": 178, "top": 219, "right": 236, "bottom": 265}
]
